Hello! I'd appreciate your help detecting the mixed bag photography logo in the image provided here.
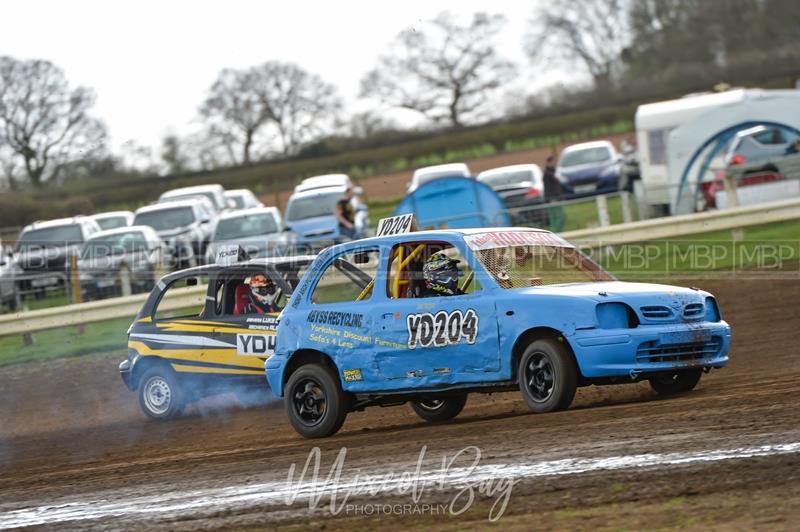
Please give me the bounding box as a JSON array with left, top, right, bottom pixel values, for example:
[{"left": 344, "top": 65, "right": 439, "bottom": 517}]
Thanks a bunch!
[{"left": 283, "top": 445, "right": 518, "bottom": 521}]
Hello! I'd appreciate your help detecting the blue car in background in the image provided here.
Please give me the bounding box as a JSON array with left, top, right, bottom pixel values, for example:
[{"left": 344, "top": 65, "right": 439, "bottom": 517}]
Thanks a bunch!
[
  {"left": 284, "top": 181, "right": 369, "bottom": 251},
  {"left": 557, "top": 140, "right": 622, "bottom": 196},
  {"left": 266, "top": 226, "right": 731, "bottom": 438}
]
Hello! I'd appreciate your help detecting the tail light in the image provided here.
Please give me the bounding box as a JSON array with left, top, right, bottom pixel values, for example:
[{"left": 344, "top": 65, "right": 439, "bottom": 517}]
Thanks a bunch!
[
  {"left": 524, "top": 187, "right": 541, "bottom": 198},
  {"left": 730, "top": 154, "right": 745, "bottom": 166}
]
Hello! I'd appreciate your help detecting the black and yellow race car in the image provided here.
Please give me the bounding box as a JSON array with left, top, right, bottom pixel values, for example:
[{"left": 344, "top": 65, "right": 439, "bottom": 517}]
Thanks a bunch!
[{"left": 120, "top": 251, "right": 315, "bottom": 419}]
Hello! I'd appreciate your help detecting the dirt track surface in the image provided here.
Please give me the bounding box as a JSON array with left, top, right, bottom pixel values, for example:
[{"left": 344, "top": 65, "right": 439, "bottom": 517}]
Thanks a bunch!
[{"left": 1, "top": 278, "right": 799, "bottom": 530}]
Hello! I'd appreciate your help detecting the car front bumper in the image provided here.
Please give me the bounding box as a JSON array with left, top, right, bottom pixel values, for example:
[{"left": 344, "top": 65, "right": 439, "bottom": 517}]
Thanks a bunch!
[{"left": 570, "top": 321, "right": 731, "bottom": 378}]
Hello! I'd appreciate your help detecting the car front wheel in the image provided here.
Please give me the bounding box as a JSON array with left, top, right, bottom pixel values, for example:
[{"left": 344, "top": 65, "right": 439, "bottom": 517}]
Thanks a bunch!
[
  {"left": 649, "top": 368, "right": 703, "bottom": 395},
  {"left": 138, "top": 367, "right": 185, "bottom": 420},
  {"left": 410, "top": 394, "right": 467, "bottom": 422},
  {"left": 285, "top": 364, "right": 348, "bottom": 438},
  {"left": 518, "top": 339, "right": 577, "bottom": 413}
]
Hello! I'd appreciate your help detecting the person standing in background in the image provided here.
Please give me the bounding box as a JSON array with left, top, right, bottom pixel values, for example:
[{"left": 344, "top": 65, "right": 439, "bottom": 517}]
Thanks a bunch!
[
  {"left": 542, "top": 155, "right": 566, "bottom": 232},
  {"left": 335, "top": 186, "right": 356, "bottom": 240}
]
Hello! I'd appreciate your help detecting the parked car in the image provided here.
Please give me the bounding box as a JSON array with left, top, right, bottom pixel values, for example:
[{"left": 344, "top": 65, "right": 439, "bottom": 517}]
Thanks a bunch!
[
  {"left": 556, "top": 141, "right": 621, "bottom": 196},
  {"left": 132, "top": 201, "right": 214, "bottom": 268},
  {"left": 0, "top": 246, "right": 18, "bottom": 310},
  {"left": 477, "top": 164, "right": 547, "bottom": 227},
  {"left": 224, "top": 189, "right": 263, "bottom": 210},
  {"left": 408, "top": 163, "right": 471, "bottom": 193},
  {"left": 724, "top": 125, "right": 795, "bottom": 171},
  {"left": 294, "top": 174, "right": 353, "bottom": 194},
  {"left": 700, "top": 125, "right": 798, "bottom": 209},
  {"left": 266, "top": 224, "right": 731, "bottom": 438},
  {"left": 204, "top": 207, "right": 289, "bottom": 263},
  {"left": 90, "top": 211, "right": 134, "bottom": 231},
  {"left": 77, "top": 226, "right": 167, "bottom": 300},
  {"left": 12, "top": 217, "right": 101, "bottom": 295},
  {"left": 159, "top": 184, "right": 230, "bottom": 213},
  {"left": 284, "top": 184, "right": 368, "bottom": 251}
]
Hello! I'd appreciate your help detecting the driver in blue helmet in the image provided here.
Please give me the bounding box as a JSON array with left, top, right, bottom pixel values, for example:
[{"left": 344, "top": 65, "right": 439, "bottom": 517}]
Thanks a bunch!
[{"left": 409, "top": 251, "right": 464, "bottom": 297}]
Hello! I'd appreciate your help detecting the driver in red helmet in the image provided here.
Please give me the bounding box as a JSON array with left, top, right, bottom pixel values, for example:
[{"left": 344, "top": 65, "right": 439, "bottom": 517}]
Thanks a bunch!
[{"left": 243, "top": 274, "right": 281, "bottom": 314}]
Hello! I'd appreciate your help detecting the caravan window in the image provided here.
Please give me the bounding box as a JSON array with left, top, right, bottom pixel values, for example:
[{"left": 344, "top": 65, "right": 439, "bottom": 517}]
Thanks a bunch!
[{"left": 648, "top": 129, "right": 668, "bottom": 165}]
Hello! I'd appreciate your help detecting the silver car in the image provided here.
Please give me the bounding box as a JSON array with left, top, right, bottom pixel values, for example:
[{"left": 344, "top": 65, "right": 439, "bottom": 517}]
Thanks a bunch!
[
  {"left": 205, "top": 207, "right": 289, "bottom": 263},
  {"left": 77, "top": 226, "right": 167, "bottom": 299}
]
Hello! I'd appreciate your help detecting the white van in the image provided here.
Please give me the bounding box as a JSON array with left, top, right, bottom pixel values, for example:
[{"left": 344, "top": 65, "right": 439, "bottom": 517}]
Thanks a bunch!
[{"left": 407, "top": 163, "right": 471, "bottom": 193}]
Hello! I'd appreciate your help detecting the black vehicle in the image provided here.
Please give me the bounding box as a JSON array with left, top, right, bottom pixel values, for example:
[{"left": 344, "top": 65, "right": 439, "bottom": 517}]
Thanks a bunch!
[
  {"left": 132, "top": 200, "right": 214, "bottom": 268},
  {"left": 12, "top": 217, "right": 101, "bottom": 295},
  {"left": 77, "top": 226, "right": 168, "bottom": 300}
]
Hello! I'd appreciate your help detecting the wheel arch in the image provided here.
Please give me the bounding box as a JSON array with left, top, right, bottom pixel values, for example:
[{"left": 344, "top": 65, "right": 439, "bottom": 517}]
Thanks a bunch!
[
  {"left": 282, "top": 349, "right": 340, "bottom": 389},
  {"left": 131, "top": 356, "right": 174, "bottom": 391},
  {"left": 511, "top": 327, "right": 583, "bottom": 381}
]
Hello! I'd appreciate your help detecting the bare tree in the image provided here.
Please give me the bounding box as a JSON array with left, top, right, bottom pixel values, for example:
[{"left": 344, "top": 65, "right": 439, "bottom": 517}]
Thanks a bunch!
[
  {"left": 347, "top": 110, "right": 400, "bottom": 139},
  {"left": 0, "top": 56, "right": 106, "bottom": 186},
  {"left": 160, "top": 134, "right": 189, "bottom": 175},
  {"left": 360, "top": 12, "right": 516, "bottom": 128},
  {"left": 199, "top": 68, "right": 272, "bottom": 165},
  {"left": 252, "top": 61, "right": 342, "bottom": 156},
  {"left": 199, "top": 62, "right": 342, "bottom": 162},
  {"left": 525, "top": 0, "right": 632, "bottom": 90},
  {"left": 0, "top": 144, "right": 19, "bottom": 190}
]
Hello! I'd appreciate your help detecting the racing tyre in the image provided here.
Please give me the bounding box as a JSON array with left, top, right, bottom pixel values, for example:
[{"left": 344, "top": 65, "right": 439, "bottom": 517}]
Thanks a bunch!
[
  {"left": 518, "top": 339, "right": 577, "bottom": 413},
  {"left": 285, "top": 364, "right": 348, "bottom": 438},
  {"left": 410, "top": 394, "right": 467, "bottom": 422},
  {"left": 648, "top": 368, "right": 703, "bottom": 395},
  {"left": 138, "top": 367, "right": 186, "bottom": 420}
]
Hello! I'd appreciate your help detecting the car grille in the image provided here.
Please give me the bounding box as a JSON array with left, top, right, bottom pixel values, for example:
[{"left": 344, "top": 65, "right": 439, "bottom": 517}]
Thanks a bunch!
[
  {"left": 640, "top": 303, "right": 706, "bottom": 321},
  {"left": 683, "top": 303, "right": 705, "bottom": 319},
  {"left": 636, "top": 337, "right": 722, "bottom": 363},
  {"left": 640, "top": 306, "right": 673, "bottom": 319}
]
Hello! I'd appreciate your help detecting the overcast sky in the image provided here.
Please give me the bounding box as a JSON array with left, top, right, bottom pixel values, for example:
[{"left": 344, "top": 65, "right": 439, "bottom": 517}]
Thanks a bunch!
[{"left": 0, "top": 1, "right": 556, "bottom": 159}]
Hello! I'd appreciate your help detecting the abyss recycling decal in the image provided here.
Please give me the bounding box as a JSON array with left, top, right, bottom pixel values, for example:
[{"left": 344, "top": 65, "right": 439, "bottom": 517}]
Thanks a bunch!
[{"left": 406, "top": 309, "right": 478, "bottom": 349}]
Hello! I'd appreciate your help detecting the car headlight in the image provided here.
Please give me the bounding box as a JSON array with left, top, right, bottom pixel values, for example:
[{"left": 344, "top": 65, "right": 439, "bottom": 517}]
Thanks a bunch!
[
  {"left": 555, "top": 172, "right": 568, "bottom": 184},
  {"left": 596, "top": 302, "right": 638, "bottom": 329},
  {"left": 705, "top": 297, "right": 721, "bottom": 322}
]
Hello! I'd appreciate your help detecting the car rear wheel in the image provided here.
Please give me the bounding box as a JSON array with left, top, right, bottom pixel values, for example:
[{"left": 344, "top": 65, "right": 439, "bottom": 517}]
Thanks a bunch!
[
  {"left": 649, "top": 368, "right": 703, "bottom": 395},
  {"left": 285, "top": 364, "right": 348, "bottom": 439},
  {"left": 410, "top": 394, "right": 467, "bottom": 422},
  {"left": 138, "top": 367, "right": 185, "bottom": 420},
  {"left": 518, "top": 339, "right": 577, "bottom": 413}
]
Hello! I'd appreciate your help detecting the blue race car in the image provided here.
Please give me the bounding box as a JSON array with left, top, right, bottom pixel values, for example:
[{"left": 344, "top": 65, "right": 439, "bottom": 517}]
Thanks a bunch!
[{"left": 266, "top": 226, "right": 731, "bottom": 438}]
